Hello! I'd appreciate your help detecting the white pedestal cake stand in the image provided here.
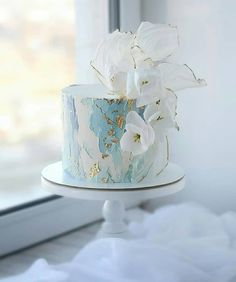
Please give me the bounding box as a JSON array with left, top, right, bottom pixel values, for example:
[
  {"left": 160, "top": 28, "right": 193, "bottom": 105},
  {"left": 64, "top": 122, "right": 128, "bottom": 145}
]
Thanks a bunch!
[{"left": 41, "top": 162, "right": 185, "bottom": 238}]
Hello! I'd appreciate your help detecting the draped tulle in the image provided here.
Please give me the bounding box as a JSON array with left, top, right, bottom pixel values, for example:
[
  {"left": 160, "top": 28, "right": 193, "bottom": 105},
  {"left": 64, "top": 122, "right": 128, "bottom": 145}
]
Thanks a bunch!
[{"left": 2, "top": 203, "right": 236, "bottom": 282}]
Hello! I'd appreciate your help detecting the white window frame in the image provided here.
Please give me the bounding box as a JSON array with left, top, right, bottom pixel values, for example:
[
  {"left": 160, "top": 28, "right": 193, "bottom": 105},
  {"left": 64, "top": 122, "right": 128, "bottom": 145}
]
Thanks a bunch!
[{"left": 0, "top": 0, "right": 142, "bottom": 257}]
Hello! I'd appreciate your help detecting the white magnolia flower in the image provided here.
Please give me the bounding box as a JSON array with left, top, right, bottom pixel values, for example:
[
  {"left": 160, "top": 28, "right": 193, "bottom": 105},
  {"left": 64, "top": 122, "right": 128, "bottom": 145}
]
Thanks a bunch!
[
  {"left": 91, "top": 30, "right": 135, "bottom": 94},
  {"left": 144, "top": 90, "right": 178, "bottom": 142},
  {"left": 158, "top": 63, "right": 207, "bottom": 91},
  {"left": 126, "top": 68, "right": 163, "bottom": 107},
  {"left": 120, "top": 111, "right": 155, "bottom": 155},
  {"left": 136, "top": 22, "right": 179, "bottom": 62}
]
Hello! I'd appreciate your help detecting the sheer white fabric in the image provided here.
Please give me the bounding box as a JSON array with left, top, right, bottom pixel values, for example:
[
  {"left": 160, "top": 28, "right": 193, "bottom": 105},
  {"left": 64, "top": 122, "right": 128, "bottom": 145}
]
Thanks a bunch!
[{"left": 2, "top": 203, "right": 236, "bottom": 282}]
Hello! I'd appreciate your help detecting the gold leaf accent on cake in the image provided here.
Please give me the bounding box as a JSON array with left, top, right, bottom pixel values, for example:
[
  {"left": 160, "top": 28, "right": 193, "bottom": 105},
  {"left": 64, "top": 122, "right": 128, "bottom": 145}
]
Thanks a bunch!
[
  {"left": 102, "top": 153, "right": 109, "bottom": 159},
  {"left": 109, "top": 99, "right": 115, "bottom": 104},
  {"left": 106, "top": 99, "right": 116, "bottom": 105},
  {"left": 116, "top": 115, "right": 124, "bottom": 128},
  {"left": 111, "top": 138, "right": 119, "bottom": 144},
  {"left": 101, "top": 177, "right": 109, "bottom": 183},
  {"left": 108, "top": 128, "right": 115, "bottom": 136},
  {"left": 105, "top": 143, "right": 112, "bottom": 149},
  {"left": 106, "top": 98, "right": 124, "bottom": 105},
  {"left": 103, "top": 115, "right": 113, "bottom": 125},
  {"left": 89, "top": 163, "right": 100, "bottom": 178},
  {"left": 128, "top": 99, "right": 134, "bottom": 110}
]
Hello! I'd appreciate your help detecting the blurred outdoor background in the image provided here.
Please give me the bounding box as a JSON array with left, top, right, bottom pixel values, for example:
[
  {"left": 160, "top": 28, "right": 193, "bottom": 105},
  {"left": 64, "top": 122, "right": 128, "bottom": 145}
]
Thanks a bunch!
[
  {"left": 0, "top": 0, "right": 108, "bottom": 211},
  {"left": 0, "top": 0, "right": 75, "bottom": 209}
]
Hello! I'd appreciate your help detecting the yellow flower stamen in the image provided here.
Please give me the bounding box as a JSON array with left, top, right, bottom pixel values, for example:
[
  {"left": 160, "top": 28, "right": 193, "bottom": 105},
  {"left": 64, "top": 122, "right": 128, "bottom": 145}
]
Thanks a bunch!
[
  {"left": 141, "top": 80, "right": 149, "bottom": 86},
  {"left": 133, "top": 133, "right": 141, "bottom": 143}
]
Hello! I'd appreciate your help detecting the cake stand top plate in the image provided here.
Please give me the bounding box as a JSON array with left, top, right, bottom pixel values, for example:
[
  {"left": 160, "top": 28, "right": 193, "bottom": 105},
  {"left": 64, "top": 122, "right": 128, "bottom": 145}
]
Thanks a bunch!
[{"left": 41, "top": 162, "right": 185, "bottom": 201}]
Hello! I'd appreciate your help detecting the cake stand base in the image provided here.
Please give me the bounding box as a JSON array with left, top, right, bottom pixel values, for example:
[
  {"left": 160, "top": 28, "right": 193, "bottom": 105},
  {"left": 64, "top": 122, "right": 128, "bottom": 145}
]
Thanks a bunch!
[
  {"left": 41, "top": 162, "right": 185, "bottom": 238},
  {"left": 97, "top": 200, "right": 131, "bottom": 239}
]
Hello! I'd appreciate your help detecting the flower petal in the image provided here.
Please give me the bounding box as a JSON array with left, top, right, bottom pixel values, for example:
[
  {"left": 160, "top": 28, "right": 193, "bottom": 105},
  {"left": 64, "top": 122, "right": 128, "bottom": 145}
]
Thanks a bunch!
[
  {"left": 138, "top": 124, "right": 155, "bottom": 154},
  {"left": 120, "top": 131, "right": 146, "bottom": 155},
  {"left": 147, "top": 124, "right": 155, "bottom": 146},
  {"left": 126, "top": 124, "right": 144, "bottom": 136},
  {"left": 121, "top": 110, "right": 155, "bottom": 155},
  {"left": 159, "top": 63, "right": 207, "bottom": 91},
  {"left": 136, "top": 22, "right": 179, "bottom": 62},
  {"left": 134, "top": 68, "right": 163, "bottom": 107},
  {"left": 134, "top": 68, "right": 161, "bottom": 90},
  {"left": 120, "top": 131, "right": 135, "bottom": 152},
  {"left": 126, "top": 111, "right": 146, "bottom": 129},
  {"left": 161, "top": 89, "right": 177, "bottom": 120},
  {"left": 131, "top": 45, "right": 154, "bottom": 69},
  {"left": 133, "top": 143, "right": 149, "bottom": 155},
  {"left": 136, "top": 90, "right": 160, "bottom": 108},
  {"left": 143, "top": 89, "right": 178, "bottom": 142},
  {"left": 144, "top": 103, "right": 161, "bottom": 123},
  {"left": 91, "top": 30, "right": 135, "bottom": 94},
  {"left": 126, "top": 71, "right": 138, "bottom": 98},
  {"left": 111, "top": 70, "right": 127, "bottom": 94}
]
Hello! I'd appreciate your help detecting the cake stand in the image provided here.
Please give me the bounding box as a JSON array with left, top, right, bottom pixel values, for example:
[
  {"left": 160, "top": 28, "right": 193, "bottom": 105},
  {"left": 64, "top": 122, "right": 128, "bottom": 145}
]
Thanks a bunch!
[{"left": 41, "top": 162, "right": 185, "bottom": 238}]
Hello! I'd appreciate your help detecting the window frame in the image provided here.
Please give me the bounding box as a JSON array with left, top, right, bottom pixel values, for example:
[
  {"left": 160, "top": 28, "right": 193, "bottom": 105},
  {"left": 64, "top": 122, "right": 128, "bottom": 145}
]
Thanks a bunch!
[{"left": 0, "top": 0, "right": 142, "bottom": 257}]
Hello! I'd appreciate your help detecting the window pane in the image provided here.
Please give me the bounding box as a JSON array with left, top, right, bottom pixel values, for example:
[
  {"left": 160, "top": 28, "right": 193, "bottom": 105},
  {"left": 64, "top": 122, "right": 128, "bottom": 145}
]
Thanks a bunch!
[
  {"left": 0, "top": 0, "right": 76, "bottom": 210},
  {"left": 0, "top": 0, "right": 109, "bottom": 212}
]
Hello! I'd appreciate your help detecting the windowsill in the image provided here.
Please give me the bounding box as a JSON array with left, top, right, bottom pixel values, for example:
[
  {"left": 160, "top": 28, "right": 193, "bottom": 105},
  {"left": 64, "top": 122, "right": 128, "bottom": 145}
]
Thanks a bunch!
[
  {"left": 0, "top": 184, "right": 52, "bottom": 214},
  {"left": 0, "top": 160, "right": 55, "bottom": 213},
  {"left": 0, "top": 207, "right": 147, "bottom": 279}
]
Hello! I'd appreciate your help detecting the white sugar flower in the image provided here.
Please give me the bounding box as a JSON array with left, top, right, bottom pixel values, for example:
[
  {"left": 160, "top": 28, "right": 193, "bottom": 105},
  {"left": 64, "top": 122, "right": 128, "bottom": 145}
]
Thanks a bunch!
[
  {"left": 91, "top": 30, "right": 134, "bottom": 94},
  {"left": 120, "top": 111, "right": 155, "bottom": 155},
  {"left": 91, "top": 21, "right": 206, "bottom": 101},
  {"left": 136, "top": 22, "right": 179, "bottom": 62},
  {"left": 158, "top": 63, "right": 207, "bottom": 91},
  {"left": 126, "top": 68, "right": 163, "bottom": 107},
  {"left": 144, "top": 90, "right": 178, "bottom": 142}
]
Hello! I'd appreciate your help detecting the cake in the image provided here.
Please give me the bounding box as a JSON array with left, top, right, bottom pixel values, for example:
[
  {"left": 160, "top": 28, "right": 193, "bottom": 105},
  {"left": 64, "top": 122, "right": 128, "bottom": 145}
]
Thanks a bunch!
[{"left": 62, "top": 22, "right": 206, "bottom": 184}]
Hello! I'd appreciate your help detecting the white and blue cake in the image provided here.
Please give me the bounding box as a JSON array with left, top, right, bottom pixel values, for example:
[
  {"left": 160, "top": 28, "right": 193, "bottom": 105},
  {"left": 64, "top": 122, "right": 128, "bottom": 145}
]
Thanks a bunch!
[
  {"left": 62, "top": 84, "right": 168, "bottom": 184},
  {"left": 61, "top": 22, "right": 206, "bottom": 184}
]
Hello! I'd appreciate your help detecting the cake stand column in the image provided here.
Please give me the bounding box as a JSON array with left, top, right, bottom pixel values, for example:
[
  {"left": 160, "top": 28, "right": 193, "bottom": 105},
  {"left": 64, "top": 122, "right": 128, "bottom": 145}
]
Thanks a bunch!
[
  {"left": 97, "top": 200, "right": 130, "bottom": 238},
  {"left": 41, "top": 162, "right": 185, "bottom": 239}
]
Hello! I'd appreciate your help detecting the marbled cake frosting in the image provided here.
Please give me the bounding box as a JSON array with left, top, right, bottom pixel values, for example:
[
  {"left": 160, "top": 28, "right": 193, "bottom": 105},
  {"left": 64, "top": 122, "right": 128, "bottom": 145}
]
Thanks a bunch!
[{"left": 62, "top": 84, "right": 168, "bottom": 184}]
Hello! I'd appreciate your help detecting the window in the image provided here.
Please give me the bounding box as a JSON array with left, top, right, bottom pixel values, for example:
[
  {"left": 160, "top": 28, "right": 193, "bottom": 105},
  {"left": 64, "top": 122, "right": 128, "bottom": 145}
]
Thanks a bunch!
[
  {"left": 0, "top": 0, "right": 121, "bottom": 256},
  {"left": 0, "top": 0, "right": 76, "bottom": 211},
  {"left": 0, "top": 0, "right": 112, "bottom": 211}
]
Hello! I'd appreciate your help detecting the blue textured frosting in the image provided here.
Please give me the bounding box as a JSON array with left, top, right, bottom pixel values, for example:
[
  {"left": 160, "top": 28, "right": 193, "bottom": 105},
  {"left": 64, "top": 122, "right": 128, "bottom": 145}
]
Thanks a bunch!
[
  {"left": 83, "top": 98, "right": 143, "bottom": 182},
  {"left": 62, "top": 84, "right": 168, "bottom": 184}
]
